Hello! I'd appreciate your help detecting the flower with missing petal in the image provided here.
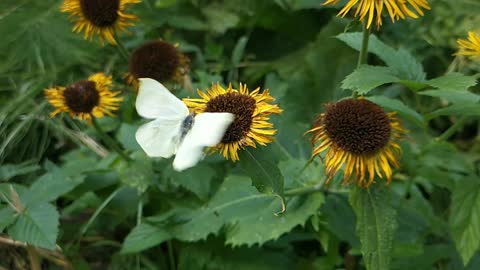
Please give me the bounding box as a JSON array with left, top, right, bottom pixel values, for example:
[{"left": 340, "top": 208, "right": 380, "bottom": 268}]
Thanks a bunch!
[
  {"left": 307, "top": 98, "right": 406, "bottom": 187},
  {"left": 45, "top": 73, "right": 122, "bottom": 122},
  {"left": 61, "top": 0, "right": 140, "bottom": 45},
  {"left": 323, "top": 0, "right": 430, "bottom": 29},
  {"left": 456, "top": 32, "right": 480, "bottom": 58},
  {"left": 126, "top": 40, "right": 189, "bottom": 90},
  {"left": 183, "top": 83, "right": 282, "bottom": 161}
]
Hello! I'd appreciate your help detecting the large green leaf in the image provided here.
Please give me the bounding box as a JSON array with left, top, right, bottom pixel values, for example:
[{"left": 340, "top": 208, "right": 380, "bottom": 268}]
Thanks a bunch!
[
  {"left": 425, "top": 103, "right": 480, "bottom": 119},
  {"left": 116, "top": 151, "right": 153, "bottom": 193},
  {"left": 8, "top": 202, "right": 59, "bottom": 250},
  {"left": 341, "top": 65, "right": 400, "bottom": 95},
  {"left": 336, "top": 33, "right": 425, "bottom": 81},
  {"left": 366, "top": 96, "right": 425, "bottom": 128},
  {"left": 0, "top": 206, "right": 16, "bottom": 232},
  {"left": 239, "top": 148, "right": 285, "bottom": 213},
  {"left": 350, "top": 185, "right": 398, "bottom": 270},
  {"left": 147, "top": 175, "right": 322, "bottom": 246},
  {"left": 165, "top": 164, "right": 216, "bottom": 200},
  {"left": 450, "top": 177, "right": 480, "bottom": 265},
  {"left": 121, "top": 223, "right": 172, "bottom": 254}
]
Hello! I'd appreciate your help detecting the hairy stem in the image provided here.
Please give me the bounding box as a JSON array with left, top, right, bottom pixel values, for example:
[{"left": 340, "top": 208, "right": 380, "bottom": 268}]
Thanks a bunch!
[
  {"left": 436, "top": 116, "right": 470, "bottom": 141},
  {"left": 353, "top": 23, "right": 371, "bottom": 98}
]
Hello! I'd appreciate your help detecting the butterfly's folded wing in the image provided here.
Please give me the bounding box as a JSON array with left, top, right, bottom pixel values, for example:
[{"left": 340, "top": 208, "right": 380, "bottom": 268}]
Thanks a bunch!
[
  {"left": 173, "top": 112, "right": 235, "bottom": 171},
  {"left": 136, "top": 78, "right": 189, "bottom": 120},
  {"left": 136, "top": 118, "right": 182, "bottom": 158}
]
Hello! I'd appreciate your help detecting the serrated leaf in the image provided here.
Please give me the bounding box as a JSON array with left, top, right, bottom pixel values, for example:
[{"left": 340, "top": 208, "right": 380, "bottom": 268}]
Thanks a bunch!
[
  {"left": 116, "top": 123, "right": 141, "bottom": 152},
  {"left": 428, "top": 73, "right": 478, "bottom": 91},
  {"left": 350, "top": 185, "right": 398, "bottom": 270},
  {"left": 426, "top": 104, "right": 480, "bottom": 119},
  {"left": 239, "top": 148, "right": 285, "bottom": 211},
  {"left": 166, "top": 164, "right": 216, "bottom": 200},
  {"left": 150, "top": 176, "right": 322, "bottom": 246},
  {"left": 121, "top": 223, "right": 172, "bottom": 254},
  {"left": 341, "top": 65, "right": 400, "bottom": 94},
  {"left": 0, "top": 161, "right": 40, "bottom": 182},
  {"left": 24, "top": 170, "right": 84, "bottom": 205},
  {"left": 450, "top": 177, "right": 480, "bottom": 265},
  {"left": 366, "top": 96, "right": 425, "bottom": 128},
  {"left": 0, "top": 206, "right": 16, "bottom": 232},
  {"left": 117, "top": 152, "right": 153, "bottom": 193},
  {"left": 8, "top": 203, "right": 59, "bottom": 250},
  {"left": 336, "top": 33, "right": 425, "bottom": 81}
]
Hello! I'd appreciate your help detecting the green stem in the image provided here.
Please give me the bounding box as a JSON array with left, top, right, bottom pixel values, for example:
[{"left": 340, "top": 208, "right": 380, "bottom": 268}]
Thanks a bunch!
[
  {"left": 91, "top": 117, "right": 132, "bottom": 162},
  {"left": 136, "top": 196, "right": 143, "bottom": 270},
  {"left": 114, "top": 34, "right": 130, "bottom": 61},
  {"left": 353, "top": 23, "right": 371, "bottom": 98},
  {"left": 436, "top": 116, "right": 470, "bottom": 141},
  {"left": 167, "top": 241, "right": 176, "bottom": 270},
  {"left": 80, "top": 186, "right": 123, "bottom": 236},
  {"left": 284, "top": 181, "right": 324, "bottom": 197}
]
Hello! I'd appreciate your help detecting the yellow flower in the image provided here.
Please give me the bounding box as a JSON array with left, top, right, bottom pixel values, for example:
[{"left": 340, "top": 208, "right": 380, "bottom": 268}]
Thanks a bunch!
[
  {"left": 183, "top": 83, "right": 282, "bottom": 161},
  {"left": 45, "top": 73, "right": 122, "bottom": 122},
  {"left": 307, "top": 98, "right": 406, "bottom": 187},
  {"left": 126, "top": 40, "right": 189, "bottom": 90},
  {"left": 456, "top": 32, "right": 480, "bottom": 58},
  {"left": 61, "top": 0, "right": 141, "bottom": 45},
  {"left": 323, "top": 0, "right": 430, "bottom": 29}
]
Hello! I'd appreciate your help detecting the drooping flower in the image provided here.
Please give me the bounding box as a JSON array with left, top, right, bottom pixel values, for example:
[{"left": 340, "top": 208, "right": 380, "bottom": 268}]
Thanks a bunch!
[
  {"left": 45, "top": 73, "right": 122, "bottom": 122},
  {"left": 126, "top": 40, "right": 189, "bottom": 90},
  {"left": 61, "top": 0, "right": 141, "bottom": 45},
  {"left": 456, "top": 32, "right": 480, "bottom": 58},
  {"left": 322, "top": 0, "right": 430, "bottom": 29},
  {"left": 307, "top": 98, "right": 406, "bottom": 187},
  {"left": 183, "top": 83, "right": 282, "bottom": 161}
]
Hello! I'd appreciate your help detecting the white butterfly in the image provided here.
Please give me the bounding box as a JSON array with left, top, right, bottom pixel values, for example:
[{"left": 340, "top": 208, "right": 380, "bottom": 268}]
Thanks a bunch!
[{"left": 135, "top": 78, "right": 235, "bottom": 171}]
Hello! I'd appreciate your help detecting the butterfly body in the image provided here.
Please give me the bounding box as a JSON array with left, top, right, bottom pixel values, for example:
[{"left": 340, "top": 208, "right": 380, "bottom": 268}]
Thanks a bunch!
[{"left": 135, "top": 78, "right": 234, "bottom": 171}]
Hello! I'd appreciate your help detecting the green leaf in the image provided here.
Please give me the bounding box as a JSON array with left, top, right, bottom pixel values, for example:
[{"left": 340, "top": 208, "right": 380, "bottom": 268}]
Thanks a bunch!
[
  {"left": 350, "top": 185, "right": 398, "bottom": 270},
  {"left": 427, "top": 73, "right": 478, "bottom": 92},
  {"left": 150, "top": 176, "right": 322, "bottom": 246},
  {"left": 336, "top": 33, "right": 425, "bottom": 81},
  {"left": 116, "top": 123, "right": 141, "bottom": 152},
  {"left": 0, "top": 206, "right": 16, "bottom": 232},
  {"left": 116, "top": 152, "right": 153, "bottom": 193},
  {"left": 239, "top": 148, "right": 285, "bottom": 213},
  {"left": 426, "top": 104, "right": 480, "bottom": 119},
  {"left": 450, "top": 177, "right": 480, "bottom": 265},
  {"left": 24, "top": 170, "right": 84, "bottom": 205},
  {"left": 0, "top": 161, "right": 40, "bottom": 181},
  {"left": 165, "top": 164, "right": 216, "bottom": 200},
  {"left": 366, "top": 96, "right": 425, "bottom": 128},
  {"left": 121, "top": 223, "right": 172, "bottom": 254},
  {"left": 8, "top": 203, "right": 59, "bottom": 250},
  {"left": 155, "top": 0, "right": 177, "bottom": 8},
  {"left": 341, "top": 65, "right": 400, "bottom": 94}
]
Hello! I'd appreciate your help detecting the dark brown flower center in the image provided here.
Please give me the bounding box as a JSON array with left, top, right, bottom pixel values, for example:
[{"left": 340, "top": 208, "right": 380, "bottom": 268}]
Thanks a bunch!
[
  {"left": 204, "top": 92, "right": 256, "bottom": 144},
  {"left": 80, "top": 0, "right": 120, "bottom": 27},
  {"left": 63, "top": 80, "right": 100, "bottom": 113},
  {"left": 129, "top": 41, "right": 180, "bottom": 83},
  {"left": 323, "top": 99, "right": 391, "bottom": 155}
]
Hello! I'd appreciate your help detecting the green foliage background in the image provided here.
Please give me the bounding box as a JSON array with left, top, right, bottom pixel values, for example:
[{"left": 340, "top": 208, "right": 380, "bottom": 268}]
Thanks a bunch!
[{"left": 0, "top": 0, "right": 479, "bottom": 269}]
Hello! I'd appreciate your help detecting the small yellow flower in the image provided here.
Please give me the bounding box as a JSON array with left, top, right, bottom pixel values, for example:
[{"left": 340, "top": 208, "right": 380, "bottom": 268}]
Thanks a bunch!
[
  {"left": 61, "top": 0, "right": 141, "bottom": 45},
  {"left": 307, "top": 98, "right": 407, "bottom": 187},
  {"left": 126, "top": 40, "right": 189, "bottom": 90},
  {"left": 323, "top": 0, "right": 430, "bottom": 29},
  {"left": 183, "top": 83, "right": 282, "bottom": 161},
  {"left": 456, "top": 32, "right": 480, "bottom": 58},
  {"left": 45, "top": 73, "right": 122, "bottom": 122}
]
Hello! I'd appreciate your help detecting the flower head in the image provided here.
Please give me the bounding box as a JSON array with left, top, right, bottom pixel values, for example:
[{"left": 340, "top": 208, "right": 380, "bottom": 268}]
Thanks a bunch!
[
  {"left": 126, "top": 40, "right": 189, "bottom": 90},
  {"left": 45, "top": 73, "right": 122, "bottom": 122},
  {"left": 323, "top": 0, "right": 430, "bottom": 29},
  {"left": 307, "top": 98, "right": 406, "bottom": 187},
  {"left": 456, "top": 32, "right": 480, "bottom": 58},
  {"left": 183, "top": 83, "right": 282, "bottom": 161},
  {"left": 61, "top": 0, "right": 140, "bottom": 45}
]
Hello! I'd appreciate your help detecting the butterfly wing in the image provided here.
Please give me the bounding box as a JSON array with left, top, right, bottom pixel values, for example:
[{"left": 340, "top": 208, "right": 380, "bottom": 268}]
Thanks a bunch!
[
  {"left": 135, "top": 118, "right": 182, "bottom": 158},
  {"left": 135, "top": 78, "right": 189, "bottom": 157},
  {"left": 136, "top": 78, "right": 189, "bottom": 120},
  {"left": 173, "top": 112, "right": 235, "bottom": 171}
]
